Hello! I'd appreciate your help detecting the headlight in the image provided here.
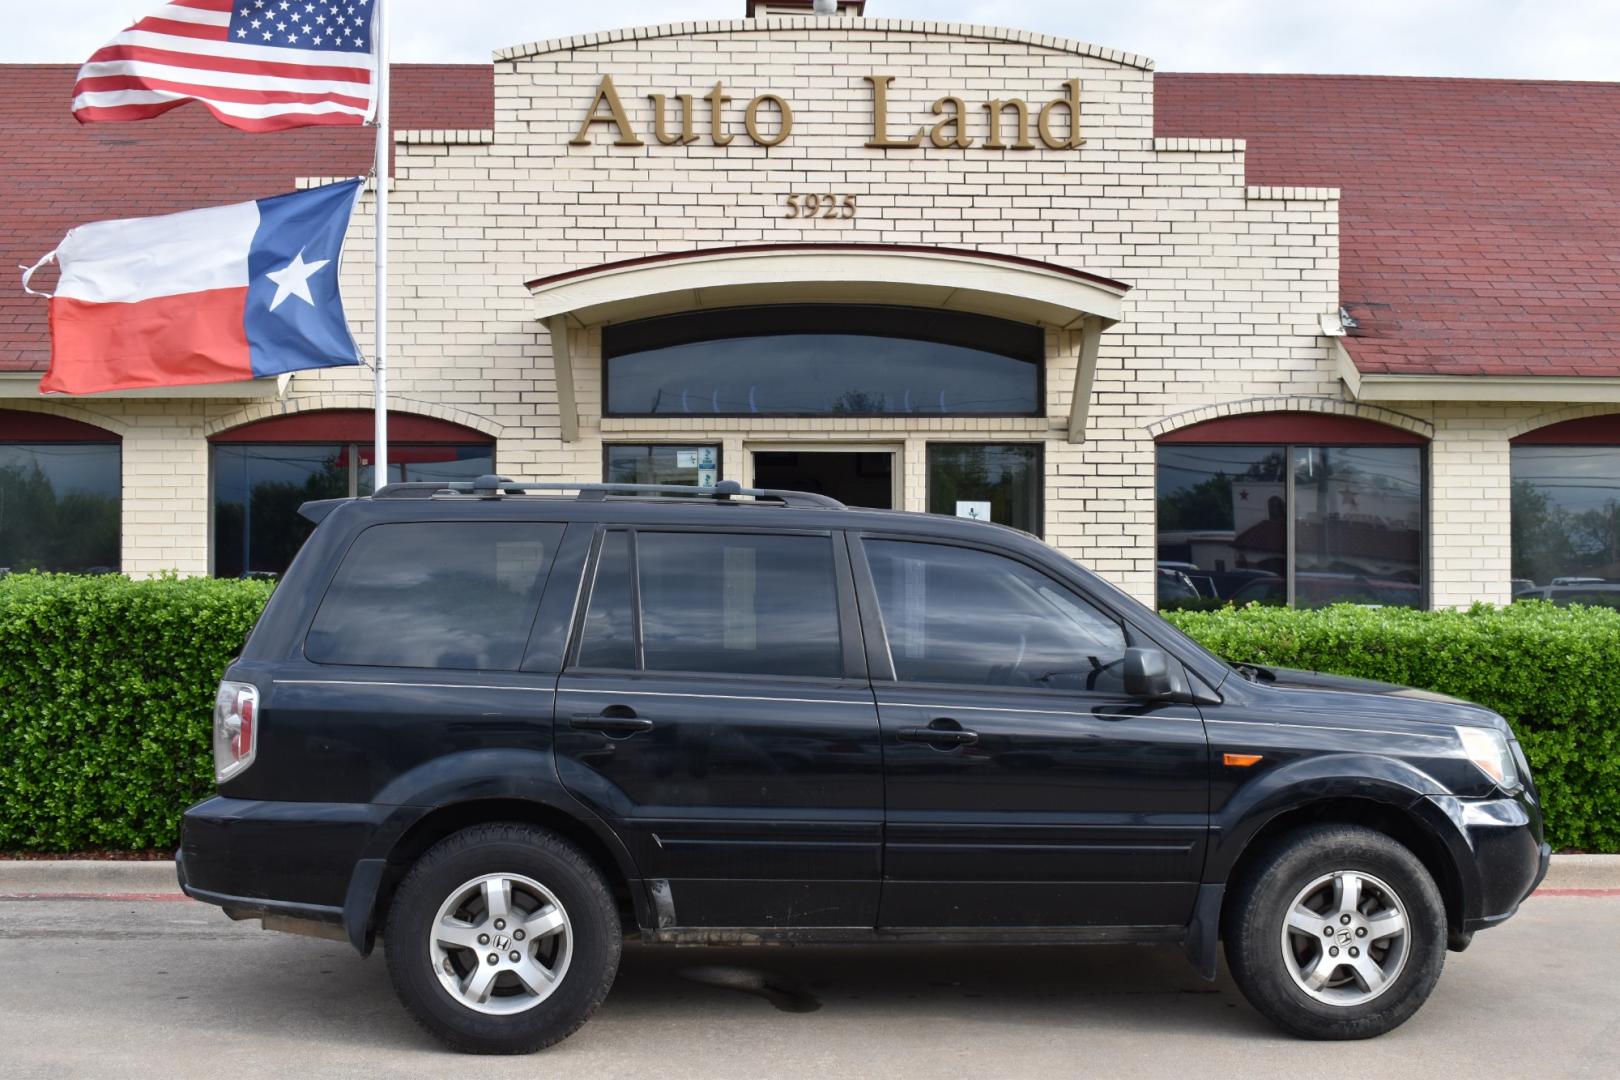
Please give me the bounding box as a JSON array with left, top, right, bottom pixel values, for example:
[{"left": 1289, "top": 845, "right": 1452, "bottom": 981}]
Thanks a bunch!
[{"left": 1456, "top": 725, "right": 1519, "bottom": 790}]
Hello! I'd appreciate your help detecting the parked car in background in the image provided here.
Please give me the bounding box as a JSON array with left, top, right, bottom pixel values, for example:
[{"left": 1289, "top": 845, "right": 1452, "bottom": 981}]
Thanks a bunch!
[
  {"left": 1512, "top": 583, "right": 1620, "bottom": 609},
  {"left": 179, "top": 478, "right": 1548, "bottom": 1053},
  {"left": 1226, "top": 573, "right": 1424, "bottom": 609}
]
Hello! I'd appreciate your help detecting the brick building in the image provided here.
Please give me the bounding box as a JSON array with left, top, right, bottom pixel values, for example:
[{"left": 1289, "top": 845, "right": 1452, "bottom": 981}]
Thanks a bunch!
[{"left": 5, "top": 4, "right": 1620, "bottom": 610}]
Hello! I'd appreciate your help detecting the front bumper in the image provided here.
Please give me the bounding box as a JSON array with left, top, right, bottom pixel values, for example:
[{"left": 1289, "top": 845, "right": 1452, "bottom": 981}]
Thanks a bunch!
[{"left": 1423, "top": 791, "right": 1551, "bottom": 932}]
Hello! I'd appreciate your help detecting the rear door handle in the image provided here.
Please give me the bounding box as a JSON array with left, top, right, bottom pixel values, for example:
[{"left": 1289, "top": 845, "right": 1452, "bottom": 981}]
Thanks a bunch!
[
  {"left": 569, "top": 708, "right": 653, "bottom": 736},
  {"left": 897, "top": 723, "right": 979, "bottom": 747}
]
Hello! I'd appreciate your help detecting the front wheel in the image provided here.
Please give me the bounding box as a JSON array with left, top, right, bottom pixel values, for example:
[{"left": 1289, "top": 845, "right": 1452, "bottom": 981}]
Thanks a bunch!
[
  {"left": 1224, "top": 824, "right": 1447, "bottom": 1039},
  {"left": 383, "top": 823, "right": 621, "bottom": 1054}
]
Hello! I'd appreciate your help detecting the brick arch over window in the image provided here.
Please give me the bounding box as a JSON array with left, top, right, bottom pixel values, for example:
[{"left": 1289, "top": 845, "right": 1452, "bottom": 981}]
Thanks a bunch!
[
  {"left": 0, "top": 403, "right": 128, "bottom": 440},
  {"left": 1148, "top": 398, "right": 1433, "bottom": 443},
  {"left": 208, "top": 409, "right": 492, "bottom": 445},
  {"left": 1510, "top": 410, "right": 1620, "bottom": 444},
  {"left": 204, "top": 396, "right": 503, "bottom": 441}
]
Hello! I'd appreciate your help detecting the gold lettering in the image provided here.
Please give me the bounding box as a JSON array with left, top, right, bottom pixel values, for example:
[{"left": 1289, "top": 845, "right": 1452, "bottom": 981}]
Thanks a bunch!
[
  {"left": 705, "top": 82, "right": 734, "bottom": 146},
  {"left": 649, "top": 93, "right": 700, "bottom": 146},
  {"left": 982, "top": 98, "right": 1035, "bottom": 150},
  {"left": 864, "top": 75, "right": 923, "bottom": 149},
  {"left": 1037, "top": 79, "right": 1085, "bottom": 149},
  {"left": 744, "top": 94, "right": 793, "bottom": 148},
  {"left": 929, "top": 95, "right": 972, "bottom": 149},
  {"left": 570, "top": 75, "right": 644, "bottom": 147}
]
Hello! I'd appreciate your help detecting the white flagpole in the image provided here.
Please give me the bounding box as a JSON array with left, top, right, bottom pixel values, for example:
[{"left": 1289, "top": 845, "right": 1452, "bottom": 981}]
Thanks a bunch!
[{"left": 372, "top": 0, "right": 391, "bottom": 488}]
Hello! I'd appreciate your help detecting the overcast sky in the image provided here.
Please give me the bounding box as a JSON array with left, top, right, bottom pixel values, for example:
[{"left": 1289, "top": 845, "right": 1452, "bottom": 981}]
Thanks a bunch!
[{"left": 7, "top": 0, "right": 1618, "bottom": 79}]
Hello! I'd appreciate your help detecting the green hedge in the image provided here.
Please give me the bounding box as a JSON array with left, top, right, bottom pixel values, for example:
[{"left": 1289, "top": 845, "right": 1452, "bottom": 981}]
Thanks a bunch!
[
  {"left": 2, "top": 575, "right": 1615, "bottom": 853},
  {"left": 1166, "top": 602, "right": 1620, "bottom": 852},
  {"left": 0, "top": 573, "right": 273, "bottom": 851}
]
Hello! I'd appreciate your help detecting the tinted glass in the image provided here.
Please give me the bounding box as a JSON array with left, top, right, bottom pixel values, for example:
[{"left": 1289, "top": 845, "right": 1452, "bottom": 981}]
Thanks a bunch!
[
  {"left": 604, "top": 444, "right": 720, "bottom": 488},
  {"left": 213, "top": 444, "right": 345, "bottom": 579},
  {"left": 214, "top": 443, "right": 494, "bottom": 578},
  {"left": 576, "top": 531, "right": 636, "bottom": 669},
  {"left": 1292, "top": 446, "right": 1423, "bottom": 609},
  {"left": 0, "top": 443, "right": 120, "bottom": 574},
  {"left": 306, "top": 523, "right": 562, "bottom": 670},
  {"left": 635, "top": 532, "right": 843, "bottom": 677},
  {"left": 1512, "top": 445, "right": 1620, "bottom": 588},
  {"left": 928, "top": 443, "right": 1042, "bottom": 534},
  {"left": 1156, "top": 445, "right": 1287, "bottom": 608},
  {"left": 604, "top": 306, "right": 1041, "bottom": 417},
  {"left": 866, "top": 540, "right": 1127, "bottom": 692}
]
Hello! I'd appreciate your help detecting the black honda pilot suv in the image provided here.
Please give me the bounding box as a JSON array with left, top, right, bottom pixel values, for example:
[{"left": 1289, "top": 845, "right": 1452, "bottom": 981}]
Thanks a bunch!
[{"left": 179, "top": 477, "right": 1550, "bottom": 1053}]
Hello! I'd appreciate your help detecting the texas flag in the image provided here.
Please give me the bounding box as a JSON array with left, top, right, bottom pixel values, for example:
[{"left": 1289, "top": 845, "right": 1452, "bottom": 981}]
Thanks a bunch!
[{"left": 27, "top": 179, "right": 364, "bottom": 395}]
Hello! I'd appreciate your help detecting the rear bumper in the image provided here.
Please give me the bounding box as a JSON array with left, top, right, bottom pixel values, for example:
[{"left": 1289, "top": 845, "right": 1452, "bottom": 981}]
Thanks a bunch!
[{"left": 178, "top": 796, "right": 394, "bottom": 953}]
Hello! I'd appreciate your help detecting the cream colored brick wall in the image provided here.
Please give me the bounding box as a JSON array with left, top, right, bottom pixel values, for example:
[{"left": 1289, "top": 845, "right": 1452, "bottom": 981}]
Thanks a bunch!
[{"left": 37, "top": 19, "right": 1592, "bottom": 604}]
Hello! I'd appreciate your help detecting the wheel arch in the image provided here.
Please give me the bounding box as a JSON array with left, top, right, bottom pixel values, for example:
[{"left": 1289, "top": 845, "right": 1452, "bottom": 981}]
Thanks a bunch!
[{"left": 367, "top": 798, "right": 648, "bottom": 948}]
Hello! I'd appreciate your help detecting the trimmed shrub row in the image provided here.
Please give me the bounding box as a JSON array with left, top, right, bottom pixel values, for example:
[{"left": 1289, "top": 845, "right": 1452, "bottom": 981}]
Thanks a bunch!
[
  {"left": 0, "top": 573, "right": 272, "bottom": 851},
  {"left": 2, "top": 575, "right": 1614, "bottom": 851}
]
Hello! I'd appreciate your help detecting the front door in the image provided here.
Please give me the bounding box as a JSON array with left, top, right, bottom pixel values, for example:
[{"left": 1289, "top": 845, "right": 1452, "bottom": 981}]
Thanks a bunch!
[
  {"left": 853, "top": 536, "right": 1210, "bottom": 930},
  {"left": 752, "top": 450, "right": 895, "bottom": 509},
  {"left": 555, "top": 526, "right": 884, "bottom": 929}
]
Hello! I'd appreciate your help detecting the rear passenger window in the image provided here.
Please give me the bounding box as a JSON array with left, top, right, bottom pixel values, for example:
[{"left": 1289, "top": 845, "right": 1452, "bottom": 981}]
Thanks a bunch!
[
  {"left": 574, "top": 531, "right": 844, "bottom": 678},
  {"left": 306, "top": 522, "right": 563, "bottom": 670}
]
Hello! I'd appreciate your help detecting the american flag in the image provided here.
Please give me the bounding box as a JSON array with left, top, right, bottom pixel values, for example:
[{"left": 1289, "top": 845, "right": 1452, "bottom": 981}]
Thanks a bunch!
[{"left": 72, "top": 0, "right": 379, "bottom": 132}]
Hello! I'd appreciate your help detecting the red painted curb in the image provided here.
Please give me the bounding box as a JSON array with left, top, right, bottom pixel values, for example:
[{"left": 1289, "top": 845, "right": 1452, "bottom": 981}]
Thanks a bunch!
[
  {"left": 0, "top": 892, "right": 192, "bottom": 902},
  {"left": 1533, "top": 887, "right": 1620, "bottom": 897}
]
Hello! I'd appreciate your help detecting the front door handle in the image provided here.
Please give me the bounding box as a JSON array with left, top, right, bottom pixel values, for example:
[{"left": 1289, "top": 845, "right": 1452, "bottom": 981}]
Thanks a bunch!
[
  {"left": 569, "top": 706, "right": 653, "bottom": 736},
  {"left": 897, "top": 720, "right": 979, "bottom": 747}
]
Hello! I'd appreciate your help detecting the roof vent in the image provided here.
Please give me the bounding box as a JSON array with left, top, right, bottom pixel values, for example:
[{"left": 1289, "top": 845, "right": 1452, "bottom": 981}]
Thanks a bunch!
[{"left": 745, "top": 0, "right": 867, "bottom": 16}]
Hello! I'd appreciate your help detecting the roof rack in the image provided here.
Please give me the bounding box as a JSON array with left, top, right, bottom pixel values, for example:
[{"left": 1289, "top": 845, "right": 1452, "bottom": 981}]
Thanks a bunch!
[{"left": 372, "top": 475, "right": 846, "bottom": 510}]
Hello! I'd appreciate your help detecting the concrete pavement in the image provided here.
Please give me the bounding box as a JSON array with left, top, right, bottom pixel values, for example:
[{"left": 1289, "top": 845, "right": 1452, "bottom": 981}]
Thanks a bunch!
[{"left": 0, "top": 891, "right": 1614, "bottom": 1079}]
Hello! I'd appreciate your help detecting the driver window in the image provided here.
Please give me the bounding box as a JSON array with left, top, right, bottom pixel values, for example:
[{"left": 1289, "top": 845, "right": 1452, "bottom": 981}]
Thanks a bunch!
[{"left": 865, "top": 539, "right": 1128, "bottom": 692}]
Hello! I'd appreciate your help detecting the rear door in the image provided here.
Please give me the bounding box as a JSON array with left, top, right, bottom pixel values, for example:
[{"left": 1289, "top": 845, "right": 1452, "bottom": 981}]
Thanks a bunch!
[
  {"left": 554, "top": 525, "right": 884, "bottom": 929},
  {"left": 853, "top": 535, "right": 1210, "bottom": 931}
]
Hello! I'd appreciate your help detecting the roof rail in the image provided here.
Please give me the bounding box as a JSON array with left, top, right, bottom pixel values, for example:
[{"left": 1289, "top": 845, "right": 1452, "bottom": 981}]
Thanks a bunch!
[{"left": 371, "top": 475, "right": 846, "bottom": 510}]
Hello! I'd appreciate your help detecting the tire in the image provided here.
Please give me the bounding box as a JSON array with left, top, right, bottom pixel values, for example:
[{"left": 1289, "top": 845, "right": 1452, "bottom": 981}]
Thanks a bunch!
[
  {"left": 383, "top": 823, "right": 621, "bottom": 1054},
  {"left": 1223, "top": 824, "right": 1446, "bottom": 1040}
]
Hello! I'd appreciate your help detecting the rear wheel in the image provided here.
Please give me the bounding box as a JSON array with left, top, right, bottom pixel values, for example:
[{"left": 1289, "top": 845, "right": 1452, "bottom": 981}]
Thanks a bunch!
[
  {"left": 1224, "top": 824, "right": 1446, "bottom": 1039},
  {"left": 384, "top": 823, "right": 620, "bottom": 1054}
]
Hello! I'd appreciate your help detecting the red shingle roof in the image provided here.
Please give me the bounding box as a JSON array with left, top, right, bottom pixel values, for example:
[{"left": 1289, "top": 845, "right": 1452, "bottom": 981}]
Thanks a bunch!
[
  {"left": 4, "top": 64, "right": 1618, "bottom": 381},
  {"left": 0, "top": 64, "right": 492, "bottom": 373},
  {"left": 1156, "top": 73, "right": 1620, "bottom": 378}
]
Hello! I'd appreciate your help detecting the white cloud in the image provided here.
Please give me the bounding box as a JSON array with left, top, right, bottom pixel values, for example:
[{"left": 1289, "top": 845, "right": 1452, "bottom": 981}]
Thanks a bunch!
[{"left": 8, "top": 0, "right": 1620, "bottom": 79}]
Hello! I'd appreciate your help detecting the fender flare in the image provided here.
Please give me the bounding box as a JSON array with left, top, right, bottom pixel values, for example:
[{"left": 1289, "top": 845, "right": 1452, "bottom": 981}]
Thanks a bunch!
[
  {"left": 339, "top": 749, "right": 645, "bottom": 954},
  {"left": 1184, "top": 754, "right": 1474, "bottom": 979}
]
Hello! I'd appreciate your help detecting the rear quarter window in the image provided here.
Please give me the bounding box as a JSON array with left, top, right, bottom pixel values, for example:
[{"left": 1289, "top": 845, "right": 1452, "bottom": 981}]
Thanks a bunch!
[{"left": 305, "top": 522, "right": 564, "bottom": 670}]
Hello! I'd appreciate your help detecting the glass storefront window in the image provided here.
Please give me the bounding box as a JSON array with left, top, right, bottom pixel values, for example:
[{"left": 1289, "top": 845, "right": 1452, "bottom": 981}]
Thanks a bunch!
[
  {"left": 1512, "top": 445, "right": 1620, "bottom": 592},
  {"left": 928, "top": 443, "right": 1042, "bottom": 535},
  {"left": 603, "top": 306, "right": 1042, "bottom": 418},
  {"left": 0, "top": 443, "right": 121, "bottom": 573},
  {"left": 212, "top": 442, "right": 494, "bottom": 579},
  {"left": 604, "top": 444, "right": 721, "bottom": 488},
  {"left": 1156, "top": 443, "right": 1424, "bottom": 610}
]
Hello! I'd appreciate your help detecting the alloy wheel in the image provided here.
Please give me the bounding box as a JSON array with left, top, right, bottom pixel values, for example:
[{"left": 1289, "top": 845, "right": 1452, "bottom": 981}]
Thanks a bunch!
[
  {"left": 1279, "top": 870, "right": 1410, "bottom": 1007},
  {"left": 428, "top": 872, "right": 573, "bottom": 1016}
]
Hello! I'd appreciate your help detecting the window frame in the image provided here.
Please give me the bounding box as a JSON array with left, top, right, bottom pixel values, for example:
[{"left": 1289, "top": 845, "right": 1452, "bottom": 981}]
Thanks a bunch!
[
  {"left": 0, "top": 437, "right": 123, "bottom": 575},
  {"left": 849, "top": 532, "right": 1136, "bottom": 697},
  {"left": 1508, "top": 439, "right": 1620, "bottom": 588},
  {"left": 565, "top": 524, "right": 866, "bottom": 684},
  {"left": 925, "top": 441, "right": 1046, "bottom": 537},
  {"left": 1154, "top": 440, "right": 1430, "bottom": 610},
  {"left": 600, "top": 304, "right": 1046, "bottom": 420}
]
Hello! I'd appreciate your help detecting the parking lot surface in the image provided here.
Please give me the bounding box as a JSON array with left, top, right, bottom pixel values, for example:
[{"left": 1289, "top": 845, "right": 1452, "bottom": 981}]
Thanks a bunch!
[{"left": 0, "top": 893, "right": 1614, "bottom": 1079}]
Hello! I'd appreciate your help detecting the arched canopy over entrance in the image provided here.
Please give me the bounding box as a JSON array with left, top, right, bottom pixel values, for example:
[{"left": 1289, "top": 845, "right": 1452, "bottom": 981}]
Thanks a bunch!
[{"left": 527, "top": 244, "right": 1131, "bottom": 441}]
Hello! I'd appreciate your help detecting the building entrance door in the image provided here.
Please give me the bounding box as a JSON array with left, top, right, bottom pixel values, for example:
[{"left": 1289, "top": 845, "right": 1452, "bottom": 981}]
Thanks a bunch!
[{"left": 751, "top": 450, "right": 895, "bottom": 509}]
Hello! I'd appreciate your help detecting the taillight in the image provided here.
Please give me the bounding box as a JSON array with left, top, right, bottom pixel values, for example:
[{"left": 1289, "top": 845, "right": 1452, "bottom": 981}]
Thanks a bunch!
[{"left": 213, "top": 681, "right": 260, "bottom": 782}]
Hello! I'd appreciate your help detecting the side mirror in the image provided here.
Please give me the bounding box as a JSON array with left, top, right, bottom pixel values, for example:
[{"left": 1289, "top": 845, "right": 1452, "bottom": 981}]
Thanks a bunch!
[{"left": 1123, "top": 647, "right": 1176, "bottom": 699}]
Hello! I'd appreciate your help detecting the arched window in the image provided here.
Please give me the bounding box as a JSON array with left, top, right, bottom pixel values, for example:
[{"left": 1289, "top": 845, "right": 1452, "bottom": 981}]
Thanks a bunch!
[
  {"left": 0, "top": 410, "right": 121, "bottom": 574},
  {"left": 209, "top": 410, "right": 495, "bottom": 579},
  {"left": 603, "top": 305, "right": 1044, "bottom": 418},
  {"left": 1511, "top": 415, "right": 1620, "bottom": 604},
  {"left": 1155, "top": 412, "right": 1426, "bottom": 610}
]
